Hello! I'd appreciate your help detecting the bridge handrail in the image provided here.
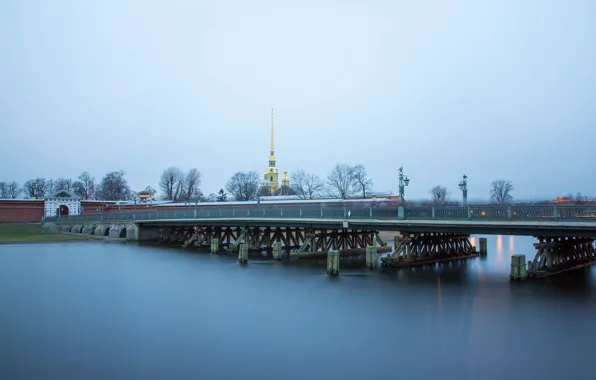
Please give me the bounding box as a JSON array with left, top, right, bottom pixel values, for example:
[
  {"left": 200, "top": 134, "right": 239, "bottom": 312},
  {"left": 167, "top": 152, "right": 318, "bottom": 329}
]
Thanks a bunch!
[{"left": 43, "top": 204, "right": 596, "bottom": 224}]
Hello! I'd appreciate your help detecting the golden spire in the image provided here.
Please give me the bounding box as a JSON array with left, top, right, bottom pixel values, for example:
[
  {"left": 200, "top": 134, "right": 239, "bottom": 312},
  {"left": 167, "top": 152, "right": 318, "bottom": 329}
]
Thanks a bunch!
[{"left": 270, "top": 108, "right": 275, "bottom": 157}]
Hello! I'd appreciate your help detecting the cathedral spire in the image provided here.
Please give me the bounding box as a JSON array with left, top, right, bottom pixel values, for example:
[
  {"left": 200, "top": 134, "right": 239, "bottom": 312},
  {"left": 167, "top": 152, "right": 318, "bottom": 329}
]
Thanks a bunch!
[{"left": 270, "top": 108, "right": 275, "bottom": 157}]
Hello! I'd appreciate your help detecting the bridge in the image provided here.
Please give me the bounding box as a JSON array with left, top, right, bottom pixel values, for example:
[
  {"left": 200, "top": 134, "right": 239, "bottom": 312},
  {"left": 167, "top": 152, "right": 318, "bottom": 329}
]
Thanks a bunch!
[{"left": 44, "top": 204, "right": 596, "bottom": 278}]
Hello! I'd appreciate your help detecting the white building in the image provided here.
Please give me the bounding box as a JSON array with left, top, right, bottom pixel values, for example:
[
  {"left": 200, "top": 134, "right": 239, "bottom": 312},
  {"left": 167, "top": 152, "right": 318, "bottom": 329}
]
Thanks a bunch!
[{"left": 44, "top": 190, "right": 81, "bottom": 217}]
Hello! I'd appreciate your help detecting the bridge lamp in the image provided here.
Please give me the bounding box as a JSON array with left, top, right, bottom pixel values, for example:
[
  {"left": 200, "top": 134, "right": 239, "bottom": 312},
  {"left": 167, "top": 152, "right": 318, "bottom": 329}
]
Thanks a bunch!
[
  {"left": 398, "top": 166, "right": 410, "bottom": 199},
  {"left": 458, "top": 174, "right": 468, "bottom": 206}
]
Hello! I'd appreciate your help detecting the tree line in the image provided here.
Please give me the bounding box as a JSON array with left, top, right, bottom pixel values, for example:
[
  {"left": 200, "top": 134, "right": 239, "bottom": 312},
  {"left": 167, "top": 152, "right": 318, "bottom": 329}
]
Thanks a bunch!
[
  {"left": 427, "top": 179, "right": 514, "bottom": 205},
  {"left": 0, "top": 171, "right": 145, "bottom": 201},
  {"left": 1, "top": 165, "right": 579, "bottom": 205}
]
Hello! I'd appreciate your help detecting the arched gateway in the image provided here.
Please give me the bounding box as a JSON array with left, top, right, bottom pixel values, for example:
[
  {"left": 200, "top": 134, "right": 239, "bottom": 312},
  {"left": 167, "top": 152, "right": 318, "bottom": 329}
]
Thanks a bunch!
[{"left": 44, "top": 190, "right": 81, "bottom": 218}]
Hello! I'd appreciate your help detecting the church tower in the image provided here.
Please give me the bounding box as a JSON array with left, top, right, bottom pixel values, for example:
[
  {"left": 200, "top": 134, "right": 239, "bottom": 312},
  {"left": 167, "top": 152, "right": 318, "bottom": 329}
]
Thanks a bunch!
[
  {"left": 280, "top": 168, "right": 291, "bottom": 195},
  {"left": 262, "top": 109, "right": 279, "bottom": 195}
]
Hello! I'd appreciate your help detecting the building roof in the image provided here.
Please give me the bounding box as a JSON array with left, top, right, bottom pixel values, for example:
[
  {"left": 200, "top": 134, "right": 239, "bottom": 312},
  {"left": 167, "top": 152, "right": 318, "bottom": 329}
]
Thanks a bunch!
[{"left": 46, "top": 190, "right": 80, "bottom": 199}]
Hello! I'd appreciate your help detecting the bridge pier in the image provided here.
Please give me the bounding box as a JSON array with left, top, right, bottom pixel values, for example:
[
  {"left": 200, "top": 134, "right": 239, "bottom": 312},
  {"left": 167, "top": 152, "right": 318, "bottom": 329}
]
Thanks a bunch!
[
  {"left": 380, "top": 232, "right": 478, "bottom": 268},
  {"left": 272, "top": 242, "right": 283, "bottom": 260},
  {"left": 238, "top": 243, "right": 248, "bottom": 264},
  {"left": 327, "top": 249, "right": 340, "bottom": 275},
  {"left": 527, "top": 237, "right": 596, "bottom": 278}
]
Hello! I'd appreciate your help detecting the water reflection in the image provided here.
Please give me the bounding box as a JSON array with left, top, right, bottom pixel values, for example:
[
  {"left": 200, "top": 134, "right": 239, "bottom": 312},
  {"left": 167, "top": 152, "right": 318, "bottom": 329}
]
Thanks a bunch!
[
  {"left": 1, "top": 240, "right": 596, "bottom": 379},
  {"left": 496, "top": 235, "right": 504, "bottom": 262}
]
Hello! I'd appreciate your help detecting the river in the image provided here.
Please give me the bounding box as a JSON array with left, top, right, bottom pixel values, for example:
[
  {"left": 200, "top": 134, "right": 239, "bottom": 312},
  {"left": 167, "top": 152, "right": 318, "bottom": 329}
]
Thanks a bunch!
[{"left": 1, "top": 235, "right": 595, "bottom": 380}]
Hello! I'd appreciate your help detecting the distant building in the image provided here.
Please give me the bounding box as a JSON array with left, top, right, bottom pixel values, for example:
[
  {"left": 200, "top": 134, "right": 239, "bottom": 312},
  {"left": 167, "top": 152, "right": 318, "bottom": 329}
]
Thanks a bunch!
[
  {"left": 44, "top": 190, "right": 81, "bottom": 217},
  {"left": 137, "top": 190, "right": 153, "bottom": 203},
  {"left": 261, "top": 109, "right": 291, "bottom": 195}
]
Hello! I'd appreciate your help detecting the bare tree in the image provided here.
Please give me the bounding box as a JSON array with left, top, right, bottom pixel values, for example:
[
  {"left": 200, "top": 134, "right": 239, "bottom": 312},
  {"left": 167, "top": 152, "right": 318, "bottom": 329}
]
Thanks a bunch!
[
  {"left": 181, "top": 168, "right": 202, "bottom": 201},
  {"left": 216, "top": 189, "right": 228, "bottom": 202},
  {"left": 226, "top": 171, "right": 260, "bottom": 201},
  {"left": 45, "top": 179, "right": 55, "bottom": 195},
  {"left": 277, "top": 186, "right": 295, "bottom": 196},
  {"left": 6, "top": 182, "right": 19, "bottom": 199},
  {"left": 259, "top": 186, "right": 271, "bottom": 197},
  {"left": 23, "top": 178, "right": 48, "bottom": 199},
  {"left": 55, "top": 178, "right": 73, "bottom": 192},
  {"left": 206, "top": 193, "right": 217, "bottom": 202},
  {"left": 352, "top": 165, "right": 373, "bottom": 198},
  {"left": 429, "top": 185, "right": 449, "bottom": 205},
  {"left": 291, "top": 170, "right": 325, "bottom": 199},
  {"left": 0, "top": 182, "right": 7, "bottom": 199},
  {"left": 490, "top": 180, "right": 514, "bottom": 204},
  {"left": 96, "top": 171, "right": 131, "bottom": 201},
  {"left": 72, "top": 181, "right": 86, "bottom": 198},
  {"left": 327, "top": 164, "right": 357, "bottom": 199},
  {"left": 159, "top": 167, "right": 184, "bottom": 201},
  {"left": 78, "top": 172, "right": 95, "bottom": 200}
]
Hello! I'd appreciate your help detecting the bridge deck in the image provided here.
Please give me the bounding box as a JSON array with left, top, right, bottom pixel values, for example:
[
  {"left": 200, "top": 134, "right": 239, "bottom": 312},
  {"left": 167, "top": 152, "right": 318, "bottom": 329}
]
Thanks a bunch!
[{"left": 45, "top": 205, "right": 596, "bottom": 237}]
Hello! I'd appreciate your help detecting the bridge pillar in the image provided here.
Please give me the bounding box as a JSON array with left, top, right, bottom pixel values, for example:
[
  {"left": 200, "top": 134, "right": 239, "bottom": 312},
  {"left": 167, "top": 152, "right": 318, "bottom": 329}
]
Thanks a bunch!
[
  {"left": 238, "top": 243, "right": 248, "bottom": 264},
  {"left": 366, "top": 245, "right": 377, "bottom": 269},
  {"left": 211, "top": 238, "right": 219, "bottom": 254},
  {"left": 479, "top": 238, "right": 487, "bottom": 256},
  {"left": 272, "top": 242, "right": 283, "bottom": 260},
  {"left": 126, "top": 225, "right": 138, "bottom": 241},
  {"left": 510, "top": 254, "right": 526, "bottom": 280},
  {"left": 327, "top": 249, "right": 340, "bottom": 275}
]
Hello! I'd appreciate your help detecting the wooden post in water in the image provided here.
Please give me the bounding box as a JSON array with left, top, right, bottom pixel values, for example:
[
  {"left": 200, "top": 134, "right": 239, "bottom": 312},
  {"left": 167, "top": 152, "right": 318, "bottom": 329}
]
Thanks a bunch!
[
  {"left": 272, "top": 242, "right": 282, "bottom": 260},
  {"left": 366, "top": 245, "right": 378, "bottom": 269},
  {"left": 238, "top": 243, "right": 248, "bottom": 264},
  {"left": 510, "top": 254, "right": 526, "bottom": 280},
  {"left": 210, "top": 238, "right": 219, "bottom": 254},
  {"left": 327, "top": 249, "right": 340, "bottom": 276},
  {"left": 479, "top": 238, "right": 488, "bottom": 256}
]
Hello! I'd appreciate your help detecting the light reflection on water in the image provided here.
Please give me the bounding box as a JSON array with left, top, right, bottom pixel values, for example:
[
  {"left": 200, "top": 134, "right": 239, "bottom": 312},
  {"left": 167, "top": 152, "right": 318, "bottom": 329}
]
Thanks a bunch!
[{"left": 0, "top": 238, "right": 595, "bottom": 380}]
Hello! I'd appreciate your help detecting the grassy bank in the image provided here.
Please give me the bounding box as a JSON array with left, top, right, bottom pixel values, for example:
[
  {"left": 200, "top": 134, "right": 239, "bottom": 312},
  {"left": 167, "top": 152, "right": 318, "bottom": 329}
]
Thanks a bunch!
[{"left": 0, "top": 223, "right": 90, "bottom": 244}]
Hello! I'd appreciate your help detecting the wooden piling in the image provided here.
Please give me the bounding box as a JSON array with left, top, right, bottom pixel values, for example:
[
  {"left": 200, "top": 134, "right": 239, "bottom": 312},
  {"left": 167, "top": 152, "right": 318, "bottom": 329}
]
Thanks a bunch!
[
  {"left": 327, "top": 249, "right": 340, "bottom": 276},
  {"left": 479, "top": 238, "right": 487, "bottom": 256},
  {"left": 510, "top": 254, "right": 526, "bottom": 280},
  {"left": 366, "top": 245, "right": 378, "bottom": 269},
  {"left": 238, "top": 243, "right": 248, "bottom": 264},
  {"left": 272, "top": 242, "right": 282, "bottom": 260},
  {"left": 210, "top": 238, "right": 219, "bottom": 254}
]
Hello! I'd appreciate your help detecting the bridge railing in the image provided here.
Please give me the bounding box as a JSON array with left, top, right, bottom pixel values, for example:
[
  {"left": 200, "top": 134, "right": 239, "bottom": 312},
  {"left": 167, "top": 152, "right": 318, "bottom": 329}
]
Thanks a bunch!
[{"left": 43, "top": 205, "right": 596, "bottom": 224}]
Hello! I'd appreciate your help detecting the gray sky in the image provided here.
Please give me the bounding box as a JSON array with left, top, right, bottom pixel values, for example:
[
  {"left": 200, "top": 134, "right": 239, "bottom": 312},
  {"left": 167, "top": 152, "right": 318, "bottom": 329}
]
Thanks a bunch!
[{"left": 1, "top": 0, "right": 595, "bottom": 201}]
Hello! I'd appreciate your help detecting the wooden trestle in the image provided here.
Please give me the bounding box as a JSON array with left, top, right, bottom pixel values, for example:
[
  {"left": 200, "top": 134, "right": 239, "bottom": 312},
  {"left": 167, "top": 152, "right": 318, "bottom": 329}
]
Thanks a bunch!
[
  {"left": 158, "top": 226, "right": 390, "bottom": 256},
  {"left": 380, "top": 232, "right": 478, "bottom": 267},
  {"left": 527, "top": 236, "right": 596, "bottom": 278}
]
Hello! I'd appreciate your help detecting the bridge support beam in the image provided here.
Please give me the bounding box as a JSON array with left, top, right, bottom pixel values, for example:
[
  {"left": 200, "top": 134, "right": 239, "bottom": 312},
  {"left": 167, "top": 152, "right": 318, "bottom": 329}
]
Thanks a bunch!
[
  {"left": 154, "top": 226, "right": 390, "bottom": 261},
  {"left": 527, "top": 237, "right": 596, "bottom": 278},
  {"left": 380, "top": 232, "right": 478, "bottom": 268}
]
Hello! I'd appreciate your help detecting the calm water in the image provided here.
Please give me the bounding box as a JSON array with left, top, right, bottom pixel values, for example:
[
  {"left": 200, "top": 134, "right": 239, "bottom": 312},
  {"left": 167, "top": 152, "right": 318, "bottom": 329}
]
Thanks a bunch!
[{"left": 1, "top": 235, "right": 595, "bottom": 380}]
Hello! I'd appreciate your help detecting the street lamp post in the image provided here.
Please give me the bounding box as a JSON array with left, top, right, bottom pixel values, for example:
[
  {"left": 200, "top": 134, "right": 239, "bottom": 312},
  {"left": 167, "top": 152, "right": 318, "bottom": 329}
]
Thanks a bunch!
[
  {"left": 398, "top": 166, "right": 410, "bottom": 201},
  {"left": 458, "top": 174, "right": 468, "bottom": 206}
]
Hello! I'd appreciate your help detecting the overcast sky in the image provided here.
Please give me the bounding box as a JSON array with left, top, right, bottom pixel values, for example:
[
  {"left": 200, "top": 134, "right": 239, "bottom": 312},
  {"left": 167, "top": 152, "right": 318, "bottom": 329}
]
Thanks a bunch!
[{"left": 1, "top": 0, "right": 595, "bottom": 201}]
